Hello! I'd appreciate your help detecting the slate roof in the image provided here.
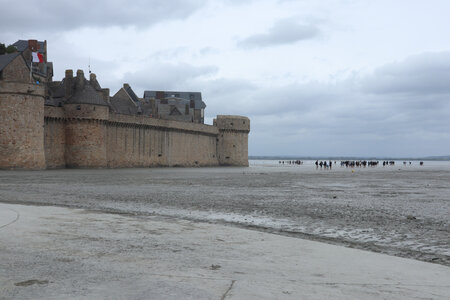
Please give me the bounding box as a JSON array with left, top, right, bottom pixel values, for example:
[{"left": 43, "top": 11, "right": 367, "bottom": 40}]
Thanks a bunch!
[
  {"left": 46, "top": 81, "right": 66, "bottom": 106},
  {"left": 125, "top": 85, "right": 139, "bottom": 103},
  {"left": 0, "top": 52, "right": 21, "bottom": 71},
  {"left": 144, "top": 90, "right": 206, "bottom": 109},
  {"left": 12, "top": 40, "right": 45, "bottom": 53},
  {"left": 66, "top": 80, "right": 108, "bottom": 106},
  {"left": 48, "top": 81, "right": 65, "bottom": 98},
  {"left": 110, "top": 93, "right": 138, "bottom": 115}
]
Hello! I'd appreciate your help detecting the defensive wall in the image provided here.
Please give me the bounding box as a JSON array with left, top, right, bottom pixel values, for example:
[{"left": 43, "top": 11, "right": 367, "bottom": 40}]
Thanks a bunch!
[
  {"left": 0, "top": 81, "right": 46, "bottom": 169},
  {"left": 1, "top": 82, "right": 250, "bottom": 169},
  {"left": 0, "top": 46, "right": 250, "bottom": 169}
]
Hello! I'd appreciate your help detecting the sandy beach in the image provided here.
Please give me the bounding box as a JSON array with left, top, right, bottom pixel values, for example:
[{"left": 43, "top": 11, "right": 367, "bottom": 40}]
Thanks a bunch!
[
  {"left": 1, "top": 202, "right": 449, "bottom": 299},
  {"left": 0, "top": 161, "right": 449, "bottom": 298},
  {"left": 0, "top": 161, "right": 449, "bottom": 266}
]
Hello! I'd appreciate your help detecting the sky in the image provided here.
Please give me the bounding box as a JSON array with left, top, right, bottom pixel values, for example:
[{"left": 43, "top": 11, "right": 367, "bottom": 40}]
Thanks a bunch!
[{"left": 1, "top": 0, "right": 450, "bottom": 157}]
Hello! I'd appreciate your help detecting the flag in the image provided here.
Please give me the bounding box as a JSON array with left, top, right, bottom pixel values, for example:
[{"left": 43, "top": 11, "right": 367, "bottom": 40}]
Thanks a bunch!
[{"left": 32, "top": 52, "right": 44, "bottom": 63}]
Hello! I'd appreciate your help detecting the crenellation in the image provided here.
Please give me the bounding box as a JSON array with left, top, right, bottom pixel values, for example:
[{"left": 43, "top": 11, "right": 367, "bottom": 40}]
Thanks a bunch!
[
  {"left": 215, "top": 115, "right": 250, "bottom": 166},
  {"left": 0, "top": 39, "right": 250, "bottom": 169}
]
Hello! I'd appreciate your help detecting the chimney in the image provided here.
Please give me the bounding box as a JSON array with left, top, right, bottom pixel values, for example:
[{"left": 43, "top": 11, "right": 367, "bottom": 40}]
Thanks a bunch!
[
  {"left": 123, "top": 83, "right": 130, "bottom": 90},
  {"left": 65, "top": 69, "right": 73, "bottom": 79},
  {"left": 76, "top": 69, "right": 85, "bottom": 89},
  {"left": 28, "top": 40, "right": 39, "bottom": 52},
  {"left": 43, "top": 40, "right": 47, "bottom": 62},
  {"left": 101, "top": 88, "right": 110, "bottom": 103},
  {"left": 89, "top": 73, "right": 102, "bottom": 90},
  {"left": 64, "top": 69, "right": 74, "bottom": 98}
]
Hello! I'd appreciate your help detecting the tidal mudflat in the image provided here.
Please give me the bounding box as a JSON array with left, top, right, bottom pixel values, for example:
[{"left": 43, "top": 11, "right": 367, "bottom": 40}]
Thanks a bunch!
[{"left": 0, "top": 160, "right": 449, "bottom": 266}]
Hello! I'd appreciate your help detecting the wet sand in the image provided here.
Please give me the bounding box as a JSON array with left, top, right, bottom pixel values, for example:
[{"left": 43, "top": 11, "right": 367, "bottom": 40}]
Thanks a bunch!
[
  {"left": 1, "top": 203, "right": 450, "bottom": 299},
  {"left": 0, "top": 160, "right": 449, "bottom": 266}
]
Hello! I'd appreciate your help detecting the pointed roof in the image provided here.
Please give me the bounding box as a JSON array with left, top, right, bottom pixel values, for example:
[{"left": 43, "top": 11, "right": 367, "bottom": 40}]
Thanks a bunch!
[
  {"left": 12, "top": 40, "right": 45, "bottom": 54},
  {"left": 0, "top": 52, "right": 21, "bottom": 71},
  {"left": 66, "top": 80, "right": 108, "bottom": 106},
  {"left": 124, "top": 84, "right": 139, "bottom": 103}
]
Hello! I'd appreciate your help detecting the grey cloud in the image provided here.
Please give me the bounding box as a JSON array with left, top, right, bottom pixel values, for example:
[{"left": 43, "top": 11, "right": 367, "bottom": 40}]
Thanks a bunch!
[
  {"left": 238, "top": 18, "right": 320, "bottom": 48},
  {"left": 208, "top": 52, "right": 450, "bottom": 155},
  {"left": 361, "top": 51, "right": 450, "bottom": 96},
  {"left": 197, "top": 47, "right": 219, "bottom": 56},
  {"left": 0, "top": 0, "right": 205, "bottom": 32},
  {"left": 202, "top": 78, "right": 257, "bottom": 115},
  {"left": 150, "top": 47, "right": 189, "bottom": 61},
  {"left": 122, "top": 62, "right": 218, "bottom": 95}
]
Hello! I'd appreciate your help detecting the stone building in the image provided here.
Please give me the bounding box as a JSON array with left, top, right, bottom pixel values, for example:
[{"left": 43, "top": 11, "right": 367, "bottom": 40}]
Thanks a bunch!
[
  {"left": 0, "top": 40, "right": 250, "bottom": 170},
  {"left": 144, "top": 90, "right": 206, "bottom": 123}
]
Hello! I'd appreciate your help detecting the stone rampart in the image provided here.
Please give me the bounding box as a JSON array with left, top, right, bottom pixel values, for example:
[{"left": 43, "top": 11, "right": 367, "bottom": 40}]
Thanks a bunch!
[
  {"left": 44, "top": 106, "right": 65, "bottom": 168},
  {"left": 106, "top": 113, "right": 219, "bottom": 167},
  {"left": 3, "top": 88, "right": 249, "bottom": 169},
  {"left": 0, "top": 82, "right": 46, "bottom": 169},
  {"left": 214, "top": 115, "right": 250, "bottom": 166}
]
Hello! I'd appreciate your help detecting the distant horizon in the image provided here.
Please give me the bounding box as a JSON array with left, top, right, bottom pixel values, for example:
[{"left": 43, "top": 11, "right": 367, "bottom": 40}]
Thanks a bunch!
[{"left": 249, "top": 155, "right": 450, "bottom": 161}]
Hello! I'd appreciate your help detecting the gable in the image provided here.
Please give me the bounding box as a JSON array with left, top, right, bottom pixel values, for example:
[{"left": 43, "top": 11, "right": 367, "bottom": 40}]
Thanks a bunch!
[
  {"left": 0, "top": 53, "right": 30, "bottom": 82},
  {"left": 169, "top": 106, "right": 182, "bottom": 115}
]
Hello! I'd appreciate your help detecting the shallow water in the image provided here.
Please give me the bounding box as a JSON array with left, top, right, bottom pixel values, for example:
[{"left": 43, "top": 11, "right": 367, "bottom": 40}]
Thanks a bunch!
[{"left": 0, "top": 160, "right": 449, "bottom": 266}]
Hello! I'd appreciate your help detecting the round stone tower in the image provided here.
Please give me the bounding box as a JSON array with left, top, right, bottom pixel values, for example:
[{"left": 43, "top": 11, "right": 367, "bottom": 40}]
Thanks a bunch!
[
  {"left": 214, "top": 115, "right": 250, "bottom": 166},
  {"left": 63, "top": 70, "right": 109, "bottom": 168},
  {"left": 0, "top": 81, "right": 46, "bottom": 169}
]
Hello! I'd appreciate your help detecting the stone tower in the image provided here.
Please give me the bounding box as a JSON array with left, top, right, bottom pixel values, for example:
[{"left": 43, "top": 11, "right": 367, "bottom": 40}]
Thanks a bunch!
[
  {"left": 0, "top": 81, "right": 46, "bottom": 169},
  {"left": 63, "top": 70, "right": 109, "bottom": 168},
  {"left": 214, "top": 115, "right": 250, "bottom": 166},
  {"left": 0, "top": 42, "right": 48, "bottom": 169}
]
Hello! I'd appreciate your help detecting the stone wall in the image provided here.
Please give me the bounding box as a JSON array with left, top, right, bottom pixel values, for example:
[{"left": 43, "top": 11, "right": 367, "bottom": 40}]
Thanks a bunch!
[
  {"left": 44, "top": 120, "right": 65, "bottom": 168},
  {"left": 64, "top": 119, "right": 108, "bottom": 168},
  {"left": 166, "top": 130, "right": 218, "bottom": 167},
  {"left": 0, "top": 82, "right": 46, "bottom": 169},
  {"left": 215, "top": 115, "right": 250, "bottom": 166},
  {"left": 63, "top": 104, "right": 109, "bottom": 168},
  {"left": 44, "top": 106, "right": 65, "bottom": 168},
  {"left": 106, "top": 113, "right": 219, "bottom": 168},
  {"left": 1, "top": 87, "right": 249, "bottom": 169},
  {"left": 1, "top": 54, "right": 30, "bottom": 82}
]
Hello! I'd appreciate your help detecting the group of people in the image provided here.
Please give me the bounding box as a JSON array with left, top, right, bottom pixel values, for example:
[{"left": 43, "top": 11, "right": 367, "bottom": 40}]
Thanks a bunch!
[
  {"left": 315, "top": 160, "right": 335, "bottom": 168},
  {"left": 277, "top": 160, "right": 425, "bottom": 168},
  {"left": 279, "top": 160, "right": 303, "bottom": 165},
  {"left": 341, "top": 160, "right": 379, "bottom": 167}
]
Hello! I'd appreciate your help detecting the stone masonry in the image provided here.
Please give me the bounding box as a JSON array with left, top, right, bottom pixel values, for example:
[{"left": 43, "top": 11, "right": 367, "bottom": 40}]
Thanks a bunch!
[{"left": 0, "top": 40, "right": 250, "bottom": 169}]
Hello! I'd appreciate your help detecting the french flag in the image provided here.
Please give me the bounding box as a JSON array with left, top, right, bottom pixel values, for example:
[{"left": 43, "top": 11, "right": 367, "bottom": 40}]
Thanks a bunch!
[{"left": 32, "top": 52, "right": 44, "bottom": 63}]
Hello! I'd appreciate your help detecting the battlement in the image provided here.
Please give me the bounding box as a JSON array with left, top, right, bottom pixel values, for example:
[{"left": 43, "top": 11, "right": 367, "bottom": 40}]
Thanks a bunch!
[
  {"left": 214, "top": 115, "right": 250, "bottom": 132},
  {"left": 214, "top": 116, "right": 250, "bottom": 166},
  {"left": 0, "top": 39, "right": 250, "bottom": 169}
]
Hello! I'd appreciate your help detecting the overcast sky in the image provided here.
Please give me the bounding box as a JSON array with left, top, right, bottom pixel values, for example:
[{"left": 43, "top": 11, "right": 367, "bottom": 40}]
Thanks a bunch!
[{"left": 1, "top": 0, "right": 450, "bottom": 157}]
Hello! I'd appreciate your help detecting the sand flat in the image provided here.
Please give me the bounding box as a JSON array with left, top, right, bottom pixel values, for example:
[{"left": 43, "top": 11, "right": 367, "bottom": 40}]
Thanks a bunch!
[{"left": 0, "top": 203, "right": 449, "bottom": 299}]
